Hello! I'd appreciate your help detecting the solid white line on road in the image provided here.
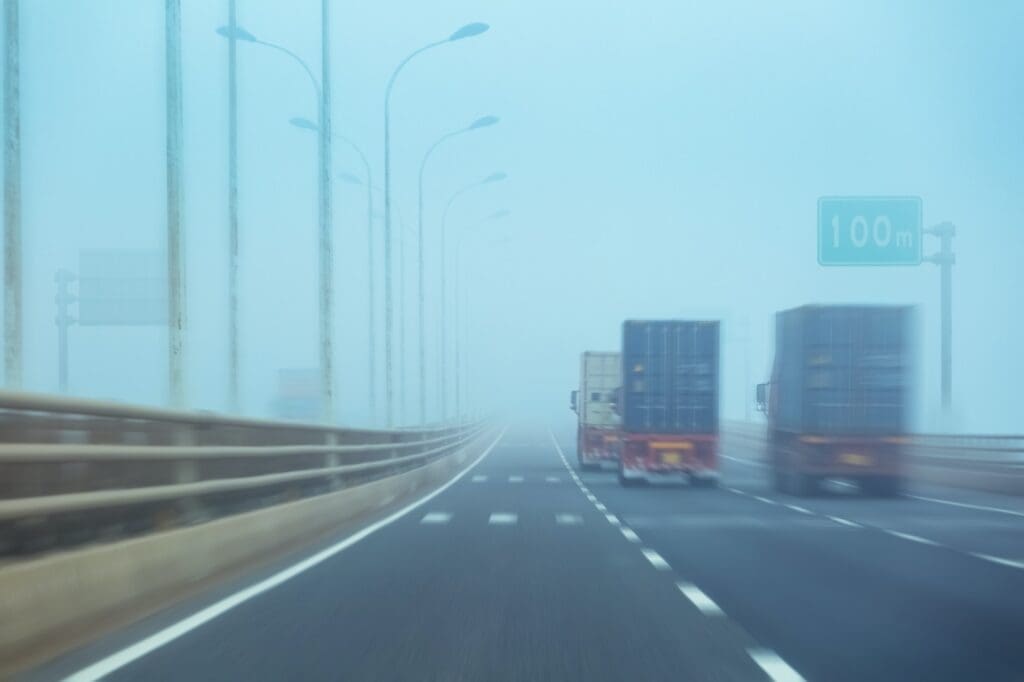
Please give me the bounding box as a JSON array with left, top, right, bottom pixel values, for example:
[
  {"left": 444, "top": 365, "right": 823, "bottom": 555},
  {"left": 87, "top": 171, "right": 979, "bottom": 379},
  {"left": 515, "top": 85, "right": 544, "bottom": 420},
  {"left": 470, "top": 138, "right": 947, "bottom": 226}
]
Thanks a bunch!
[
  {"left": 556, "top": 513, "right": 583, "bottom": 526},
  {"left": 545, "top": 476, "right": 560, "bottom": 483},
  {"left": 64, "top": 426, "right": 509, "bottom": 682},
  {"left": 489, "top": 512, "right": 518, "bottom": 525},
  {"left": 605, "top": 513, "right": 620, "bottom": 526},
  {"left": 508, "top": 475, "right": 524, "bottom": 483},
  {"left": 754, "top": 496, "right": 777, "bottom": 505},
  {"left": 748, "top": 648, "right": 805, "bottom": 682},
  {"left": 586, "top": 494, "right": 598, "bottom": 503},
  {"left": 827, "top": 516, "right": 862, "bottom": 528},
  {"left": 621, "top": 527, "right": 641, "bottom": 543},
  {"left": 971, "top": 553, "right": 1024, "bottom": 570},
  {"left": 420, "top": 512, "right": 452, "bottom": 525},
  {"left": 677, "top": 581, "right": 723, "bottom": 616},
  {"left": 786, "top": 504, "right": 812, "bottom": 515},
  {"left": 642, "top": 548, "right": 670, "bottom": 570},
  {"left": 471, "top": 475, "right": 487, "bottom": 483},
  {"left": 909, "top": 494, "right": 1024, "bottom": 519},
  {"left": 885, "top": 529, "right": 940, "bottom": 546}
]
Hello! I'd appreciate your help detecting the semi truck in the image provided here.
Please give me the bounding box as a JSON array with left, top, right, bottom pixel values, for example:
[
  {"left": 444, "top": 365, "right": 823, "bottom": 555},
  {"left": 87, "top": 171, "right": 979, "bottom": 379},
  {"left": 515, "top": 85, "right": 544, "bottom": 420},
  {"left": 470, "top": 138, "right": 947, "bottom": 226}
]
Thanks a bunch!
[
  {"left": 757, "top": 305, "right": 911, "bottom": 497},
  {"left": 571, "top": 352, "right": 622, "bottom": 470},
  {"left": 616, "top": 320, "right": 720, "bottom": 487}
]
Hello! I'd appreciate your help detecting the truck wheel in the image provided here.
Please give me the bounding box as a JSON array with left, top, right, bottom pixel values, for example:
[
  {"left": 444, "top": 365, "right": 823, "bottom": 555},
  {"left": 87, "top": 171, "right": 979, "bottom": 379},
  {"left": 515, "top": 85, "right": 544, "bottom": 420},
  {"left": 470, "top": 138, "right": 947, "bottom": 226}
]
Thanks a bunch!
[{"left": 618, "top": 464, "right": 639, "bottom": 488}]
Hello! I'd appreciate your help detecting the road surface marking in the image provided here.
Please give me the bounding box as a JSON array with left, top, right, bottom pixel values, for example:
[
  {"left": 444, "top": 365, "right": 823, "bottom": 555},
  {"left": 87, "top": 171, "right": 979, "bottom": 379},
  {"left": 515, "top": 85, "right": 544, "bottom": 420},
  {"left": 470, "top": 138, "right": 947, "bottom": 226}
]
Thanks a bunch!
[
  {"left": 885, "top": 530, "right": 940, "bottom": 546},
  {"left": 545, "top": 475, "right": 560, "bottom": 483},
  {"left": 754, "top": 496, "right": 777, "bottom": 505},
  {"left": 63, "top": 427, "right": 509, "bottom": 682},
  {"left": 508, "top": 475, "right": 524, "bottom": 483},
  {"left": 420, "top": 512, "right": 452, "bottom": 524},
  {"left": 827, "top": 516, "right": 861, "bottom": 528},
  {"left": 556, "top": 514, "right": 583, "bottom": 526},
  {"left": 471, "top": 475, "right": 487, "bottom": 483},
  {"left": 489, "top": 512, "right": 518, "bottom": 525},
  {"left": 594, "top": 502, "right": 607, "bottom": 512},
  {"left": 677, "top": 582, "right": 723, "bottom": 616},
  {"left": 972, "top": 553, "right": 1024, "bottom": 570},
  {"left": 724, "top": 487, "right": 742, "bottom": 494},
  {"left": 785, "top": 504, "right": 812, "bottom": 515},
  {"left": 642, "top": 548, "right": 670, "bottom": 570},
  {"left": 748, "top": 647, "right": 806, "bottom": 682},
  {"left": 909, "top": 494, "right": 1024, "bottom": 519},
  {"left": 605, "top": 513, "right": 620, "bottom": 526},
  {"left": 586, "top": 494, "right": 598, "bottom": 503},
  {"left": 621, "top": 527, "right": 641, "bottom": 543}
]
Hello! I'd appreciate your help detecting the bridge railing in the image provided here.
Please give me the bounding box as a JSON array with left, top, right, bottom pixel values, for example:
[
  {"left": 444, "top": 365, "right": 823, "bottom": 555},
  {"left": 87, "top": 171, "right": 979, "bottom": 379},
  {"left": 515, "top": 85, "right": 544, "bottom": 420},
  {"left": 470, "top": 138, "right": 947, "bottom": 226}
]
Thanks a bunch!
[
  {"left": 0, "top": 391, "right": 485, "bottom": 555},
  {"left": 721, "top": 420, "right": 1024, "bottom": 493}
]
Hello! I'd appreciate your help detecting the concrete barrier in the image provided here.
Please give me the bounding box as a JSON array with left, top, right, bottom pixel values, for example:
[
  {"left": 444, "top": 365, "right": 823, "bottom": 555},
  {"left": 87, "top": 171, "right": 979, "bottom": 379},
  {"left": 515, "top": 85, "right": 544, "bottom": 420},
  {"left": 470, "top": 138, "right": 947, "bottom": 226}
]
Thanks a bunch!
[{"left": 0, "top": 427, "right": 496, "bottom": 674}]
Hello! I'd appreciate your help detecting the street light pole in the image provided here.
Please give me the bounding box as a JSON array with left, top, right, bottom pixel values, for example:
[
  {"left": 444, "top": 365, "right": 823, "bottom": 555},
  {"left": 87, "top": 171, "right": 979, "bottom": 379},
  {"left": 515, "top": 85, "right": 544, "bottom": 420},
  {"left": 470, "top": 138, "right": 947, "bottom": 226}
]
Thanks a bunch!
[
  {"left": 217, "top": 22, "right": 333, "bottom": 421},
  {"left": 383, "top": 22, "right": 490, "bottom": 426},
  {"left": 318, "top": 0, "right": 334, "bottom": 421},
  {"left": 3, "top": 0, "right": 21, "bottom": 389},
  {"left": 415, "top": 115, "right": 498, "bottom": 423},
  {"left": 227, "top": 0, "right": 239, "bottom": 412},
  {"left": 439, "top": 172, "right": 505, "bottom": 420},
  {"left": 166, "top": 0, "right": 185, "bottom": 407},
  {"left": 925, "top": 222, "right": 956, "bottom": 413}
]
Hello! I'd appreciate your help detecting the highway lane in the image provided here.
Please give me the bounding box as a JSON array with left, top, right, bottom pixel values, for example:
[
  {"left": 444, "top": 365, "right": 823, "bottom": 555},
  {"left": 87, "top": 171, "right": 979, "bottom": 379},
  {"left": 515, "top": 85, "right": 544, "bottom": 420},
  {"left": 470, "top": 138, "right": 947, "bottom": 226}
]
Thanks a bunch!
[
  {"left": 33, "top": 427, "right": 772, "bottom": 681},
  {"left": 559, "top": 425, "right": 1024, "bottom": 682}
]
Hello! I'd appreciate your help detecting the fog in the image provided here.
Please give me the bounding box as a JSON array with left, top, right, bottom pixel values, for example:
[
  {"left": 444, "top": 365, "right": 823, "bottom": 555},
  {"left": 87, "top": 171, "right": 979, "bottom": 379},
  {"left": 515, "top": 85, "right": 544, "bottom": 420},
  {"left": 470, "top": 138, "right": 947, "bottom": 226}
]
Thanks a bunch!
[{"left": 6, "top": 1, "right": 1022, "bottom": 432}]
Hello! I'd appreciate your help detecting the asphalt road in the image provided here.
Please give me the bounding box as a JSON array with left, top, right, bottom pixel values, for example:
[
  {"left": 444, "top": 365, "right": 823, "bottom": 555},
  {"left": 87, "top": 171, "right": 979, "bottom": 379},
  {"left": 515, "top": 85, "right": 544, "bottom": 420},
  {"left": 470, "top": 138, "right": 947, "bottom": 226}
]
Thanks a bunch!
[{"left": 29, "top": 424, "right": 1024, "bottom": 681}]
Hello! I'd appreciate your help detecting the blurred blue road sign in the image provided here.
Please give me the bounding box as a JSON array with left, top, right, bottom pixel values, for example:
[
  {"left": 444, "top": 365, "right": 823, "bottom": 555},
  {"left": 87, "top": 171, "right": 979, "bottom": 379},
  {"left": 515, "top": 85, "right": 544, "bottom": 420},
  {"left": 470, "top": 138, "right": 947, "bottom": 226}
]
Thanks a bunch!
[{"left": 818, "top": 196, "right": 922, "bottom": 265}]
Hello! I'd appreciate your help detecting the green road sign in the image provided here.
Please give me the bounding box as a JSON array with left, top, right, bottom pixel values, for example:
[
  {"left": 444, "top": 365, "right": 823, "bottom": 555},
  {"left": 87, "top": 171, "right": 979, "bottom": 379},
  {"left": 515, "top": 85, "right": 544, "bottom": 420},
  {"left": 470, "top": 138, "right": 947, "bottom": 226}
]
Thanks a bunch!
[{"left": 818, "top": 196, "right": 922, "bottom": 266}]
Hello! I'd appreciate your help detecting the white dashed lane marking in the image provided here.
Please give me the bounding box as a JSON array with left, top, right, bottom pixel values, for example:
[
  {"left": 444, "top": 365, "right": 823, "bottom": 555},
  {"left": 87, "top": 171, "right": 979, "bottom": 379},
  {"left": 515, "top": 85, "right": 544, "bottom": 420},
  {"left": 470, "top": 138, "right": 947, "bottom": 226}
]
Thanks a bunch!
[
  {"left": 642, "top": 548, "right": 670, "bottom": 570},
  {"left": 827, "top": 516, "right": 861, "bottom": 528},
  {"left": 910, "top": 494, "right": 1024, "bottom": 519},
  {"left": 677, "top": 581, "right": 724, "bottom": 616},
  {"left": 594, "top": 502, "right": 607, "bottom": 512},
  {"left": 754, "top": 496, "right": 777, "bottom": 505},
  {"left": 545, "top": 475, "right": 560, "bottom": 483},
  {"left": 556, "top": 514, "right": 583, "bottom": 526},
  {"left": 471, "top": 475, "right": 487, "bottom": 483},
  {"left": 785, "top": 504, "right": 812, "bottom": 515},
  {"left": 420, "top": 512, "right": 452, "bottom": 525},
  {"left": 972, "top": 553, "right": 1024, "bottom": 570},
  {"left": 508, "top": 475, "right": 524, "bottom": 483},
  {"left": 748, "top": 647, "right": 806, "bottom": 681},
  {"left": 885, "top": 530, "right": 940, "bottom": 546},
  {"left": 621, "top": 527, "right": 641, "bottom": 543},
  {"left": 489, "top": 513, "right": 517, "bottom": 525},
  {"left": 605, "top": 513, "right": 620, "bottom": 526}
]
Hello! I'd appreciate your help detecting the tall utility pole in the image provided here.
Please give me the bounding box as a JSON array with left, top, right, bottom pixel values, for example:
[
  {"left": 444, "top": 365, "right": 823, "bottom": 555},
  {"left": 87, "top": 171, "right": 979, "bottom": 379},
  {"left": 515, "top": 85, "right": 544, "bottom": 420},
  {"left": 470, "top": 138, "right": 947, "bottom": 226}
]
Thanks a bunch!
[
  {"left": 926, "top": 222, "right": 955, "bottom": 412},
  {"left": 226, "top": 0, "right": 240, "bottom": 412},
  {"left": 3, "top": 0, "right": 21, "bottom": 389},
  {"left": 55, "top": 270, "right": 76, "bottom": 392},
  {"left": 165, "top": 0, "right": 185, "bottom": 407},
  {"left": 317, "top": 0, "right": 334, "bottom": 422}
]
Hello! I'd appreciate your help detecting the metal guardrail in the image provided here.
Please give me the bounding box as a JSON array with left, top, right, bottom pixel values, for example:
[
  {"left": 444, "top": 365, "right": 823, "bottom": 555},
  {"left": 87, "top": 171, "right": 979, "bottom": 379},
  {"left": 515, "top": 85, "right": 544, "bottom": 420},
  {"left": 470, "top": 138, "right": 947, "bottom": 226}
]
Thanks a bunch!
[
  {"left": 0, "top": 390, "right": 487, "bottom": 555},
  {"left": 722, "top": 421, "right": 1024, "bottom": 466}
]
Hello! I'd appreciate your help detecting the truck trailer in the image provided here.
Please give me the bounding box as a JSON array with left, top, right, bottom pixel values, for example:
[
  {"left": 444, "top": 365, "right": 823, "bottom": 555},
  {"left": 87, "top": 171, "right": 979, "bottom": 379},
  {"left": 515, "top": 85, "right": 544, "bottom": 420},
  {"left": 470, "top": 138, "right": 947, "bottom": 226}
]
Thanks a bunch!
[
  {"left": 616, "top": 320, "right": 720, "bottom": 487},
  {"left": 757, "top": 305, "right": 912, "bottom": 497},
  {"left": 571, "top": 352, "right": 621, "bottom": 470}
]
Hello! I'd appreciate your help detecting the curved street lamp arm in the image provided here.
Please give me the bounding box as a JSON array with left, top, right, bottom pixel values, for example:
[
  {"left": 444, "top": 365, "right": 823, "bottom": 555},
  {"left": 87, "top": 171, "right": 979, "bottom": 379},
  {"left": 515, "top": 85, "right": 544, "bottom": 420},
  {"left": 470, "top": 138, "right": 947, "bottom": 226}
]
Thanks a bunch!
[{"left": 255, "top": 38, "right": 322, "bottom": 104}]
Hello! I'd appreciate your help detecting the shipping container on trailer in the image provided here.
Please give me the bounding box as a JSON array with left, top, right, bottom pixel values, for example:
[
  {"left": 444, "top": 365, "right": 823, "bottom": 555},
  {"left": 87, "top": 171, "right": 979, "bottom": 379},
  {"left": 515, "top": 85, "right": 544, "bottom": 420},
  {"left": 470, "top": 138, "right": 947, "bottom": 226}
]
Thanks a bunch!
[
  {"left": 572, "top": 352, "right": 622, "bottom": 470},
  {"left": 758, "top": 304, "right": 912, "bottom": 497},
  {"left": 616, "top": 320, "right": 720, "bottom": 487}
]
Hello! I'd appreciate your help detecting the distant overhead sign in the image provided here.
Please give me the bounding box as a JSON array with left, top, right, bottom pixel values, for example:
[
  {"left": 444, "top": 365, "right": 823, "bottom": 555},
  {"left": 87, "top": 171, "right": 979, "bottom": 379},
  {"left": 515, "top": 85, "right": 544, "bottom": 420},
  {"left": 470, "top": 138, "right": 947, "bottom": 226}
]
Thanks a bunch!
[
  {"left": 78, "top": 250, "right": 167, "bottom": 326},
  {"left": 818, "top": 196, "right": 922, "bottom": 266}
]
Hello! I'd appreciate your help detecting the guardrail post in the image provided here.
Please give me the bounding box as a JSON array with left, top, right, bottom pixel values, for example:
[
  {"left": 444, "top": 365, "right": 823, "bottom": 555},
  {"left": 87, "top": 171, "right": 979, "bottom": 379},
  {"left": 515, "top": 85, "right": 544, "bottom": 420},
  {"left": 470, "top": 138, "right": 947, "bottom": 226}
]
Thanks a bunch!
[
  {"left": 325, "top": 431, "right": 341, "bottom": 490},
  {"left": 171, "top": 424, "right": 204, "bottom": 525}
]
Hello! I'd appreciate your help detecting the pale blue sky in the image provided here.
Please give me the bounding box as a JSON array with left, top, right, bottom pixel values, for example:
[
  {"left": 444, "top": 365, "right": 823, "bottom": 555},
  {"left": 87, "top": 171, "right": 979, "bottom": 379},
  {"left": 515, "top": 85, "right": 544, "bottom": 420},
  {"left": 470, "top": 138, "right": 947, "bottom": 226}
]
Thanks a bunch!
[{"left": 5, "top": 0, "right": 1022, "bottom": 431}]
